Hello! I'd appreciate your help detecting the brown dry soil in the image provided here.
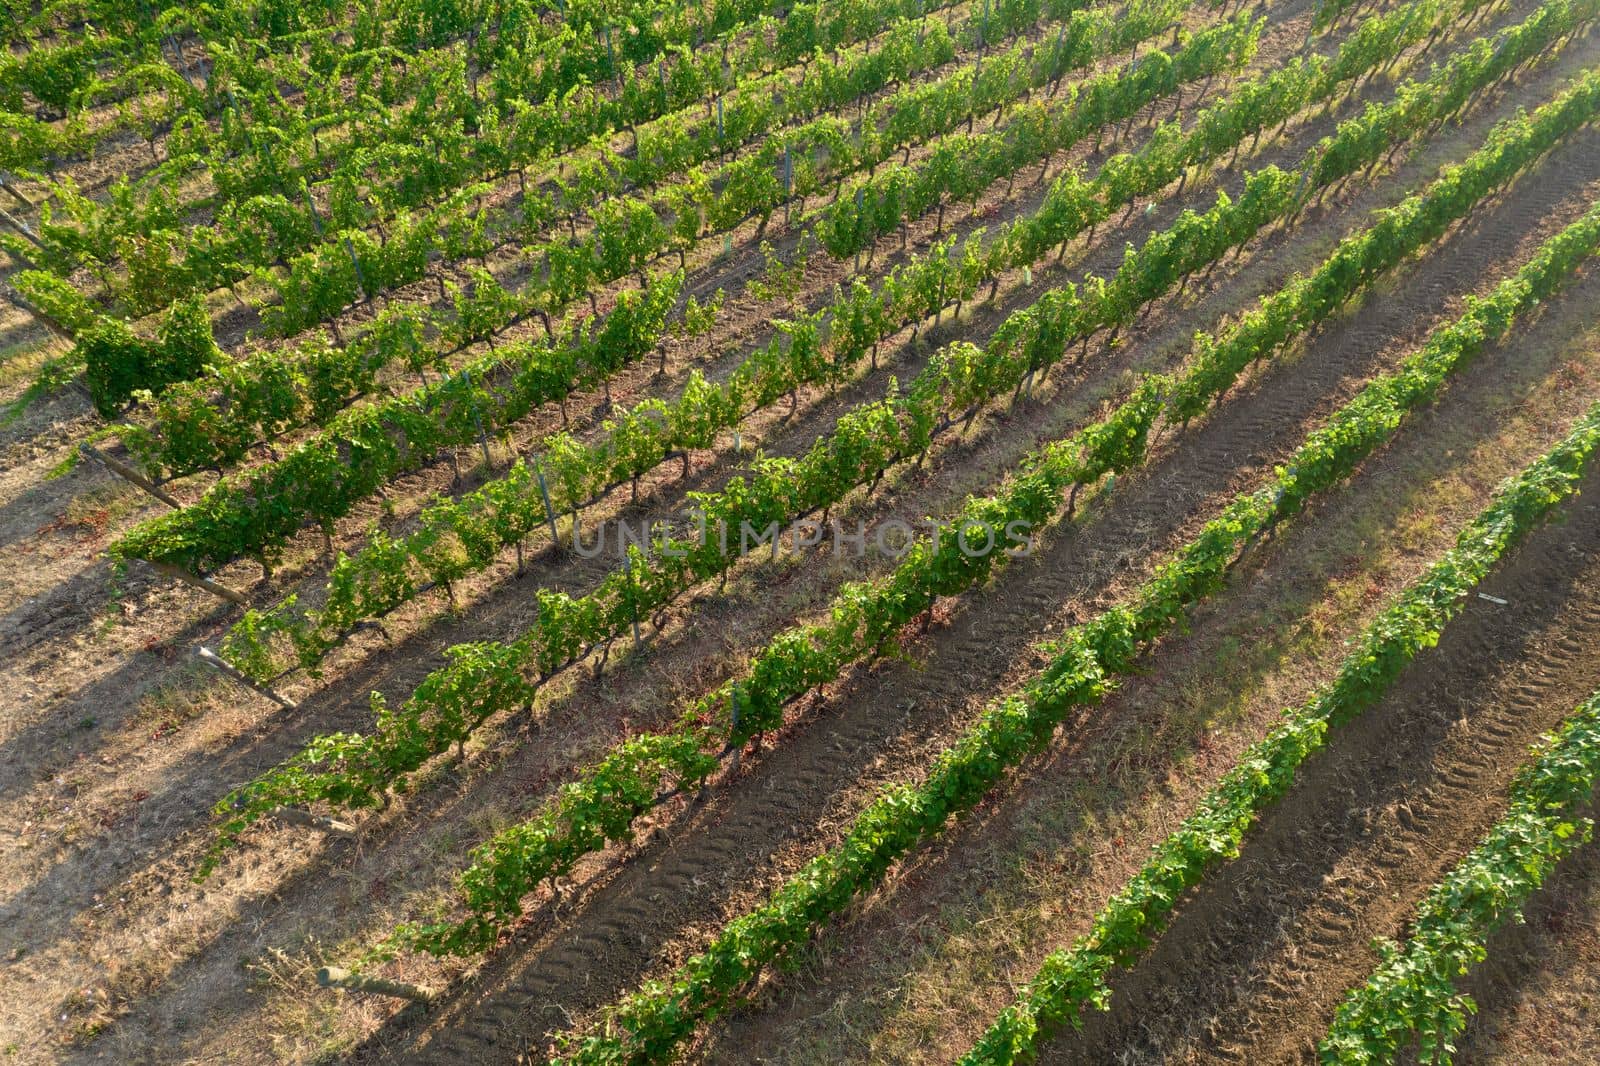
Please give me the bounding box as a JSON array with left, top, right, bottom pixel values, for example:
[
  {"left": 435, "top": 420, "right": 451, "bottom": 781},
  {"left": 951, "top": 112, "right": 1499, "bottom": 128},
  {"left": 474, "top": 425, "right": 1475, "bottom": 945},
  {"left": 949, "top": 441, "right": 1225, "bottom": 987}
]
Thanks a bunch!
[{"left": 0, "top": 0, "right": 1598, "bottom": 1063}]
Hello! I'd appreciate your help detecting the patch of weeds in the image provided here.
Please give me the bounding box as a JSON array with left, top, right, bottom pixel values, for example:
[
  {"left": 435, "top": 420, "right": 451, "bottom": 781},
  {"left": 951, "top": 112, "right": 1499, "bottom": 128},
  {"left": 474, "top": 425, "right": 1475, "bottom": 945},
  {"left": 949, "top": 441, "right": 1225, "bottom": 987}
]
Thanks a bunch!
[
  {"left": 129, "top": 665, "right": 221, "bottom": 739},
  {"left": 61, "top": 481, "right": 141, "bottom": 535}
]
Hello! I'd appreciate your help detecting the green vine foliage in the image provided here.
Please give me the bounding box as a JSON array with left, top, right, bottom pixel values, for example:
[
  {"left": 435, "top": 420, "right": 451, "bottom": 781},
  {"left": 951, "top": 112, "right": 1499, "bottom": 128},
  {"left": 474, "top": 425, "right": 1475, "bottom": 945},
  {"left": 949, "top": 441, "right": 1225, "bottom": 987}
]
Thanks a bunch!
[
  {"left": 106, "top": 0, "right": 1203, "bottom": 505},
  {"left": 211, "top": 14, "right": 1263, "bottom": 680},
  {"left": 96, "top": 0, "right": 1465, "bottom": 485},
  {"left": 209, "top": 0, "right": 1480, "bottom": 684},
  {"left": 11, "top": 269, "right": 99, "bottom": 335},
  {"left": 813, "top": 14, "right": 1266, "bottom": 258},
  {"left": 23, "top": 0, "right": 957, "bottom": 248},
  {"left": 27, "top": 0, "right": 1029, "bottom": 447},
  {"left": 111, "top": 271, "right": 686, "bottom": 574},
  {"left": 79, "top": 294, "right": 221, "bottom": 417},
  {"left": 44, "top": 0, "right": 1073, "bottom": 342},
  {"left": 1319, "top": 688, "right": 1600, "bottom": 1064}
]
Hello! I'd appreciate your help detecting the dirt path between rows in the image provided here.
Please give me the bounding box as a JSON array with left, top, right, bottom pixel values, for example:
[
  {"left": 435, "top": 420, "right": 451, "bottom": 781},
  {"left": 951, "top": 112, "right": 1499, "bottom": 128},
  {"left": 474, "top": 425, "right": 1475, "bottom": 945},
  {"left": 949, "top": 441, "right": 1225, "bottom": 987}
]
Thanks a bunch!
[{"left": 1059, "top": 462, "right": 1600, "bottom": 1066}]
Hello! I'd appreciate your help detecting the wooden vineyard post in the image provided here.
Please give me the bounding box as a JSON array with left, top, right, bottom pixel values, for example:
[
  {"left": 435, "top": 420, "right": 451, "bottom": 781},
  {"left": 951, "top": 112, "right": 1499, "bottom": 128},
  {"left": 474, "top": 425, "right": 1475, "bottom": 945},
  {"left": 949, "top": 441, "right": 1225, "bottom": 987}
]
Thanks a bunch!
[
  {"left": 78, "top": 443, "right": 181, "bottom": 508},
  {"left": 784, "top": 144, "right": 793, "bottom": 225},
  {"left": 627, "top": 557, "right": 642, "bottom": 650},
  {"left": 535, "top": 460, "right": 561, "bottom": 548},
  {"left": 196, "top": 646, "right": 297, "bottom": 709},
  {"left": 0, "top": 172, "right": 34, "bottom": 210},
  {"left": 0, "top": 204, "right": 42, "bottom": 249},
  {"left": 468, "top": 376, "right": 493, "bottom": 470},
  {"left": 150, "top": 563, "right": 249, "bottom": 608},
  {"left": 6, "top": 285, "right": 75, "bottom": 345},
  {"left": 302, "top": 178, "right": 369, "bottom": 301}
]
